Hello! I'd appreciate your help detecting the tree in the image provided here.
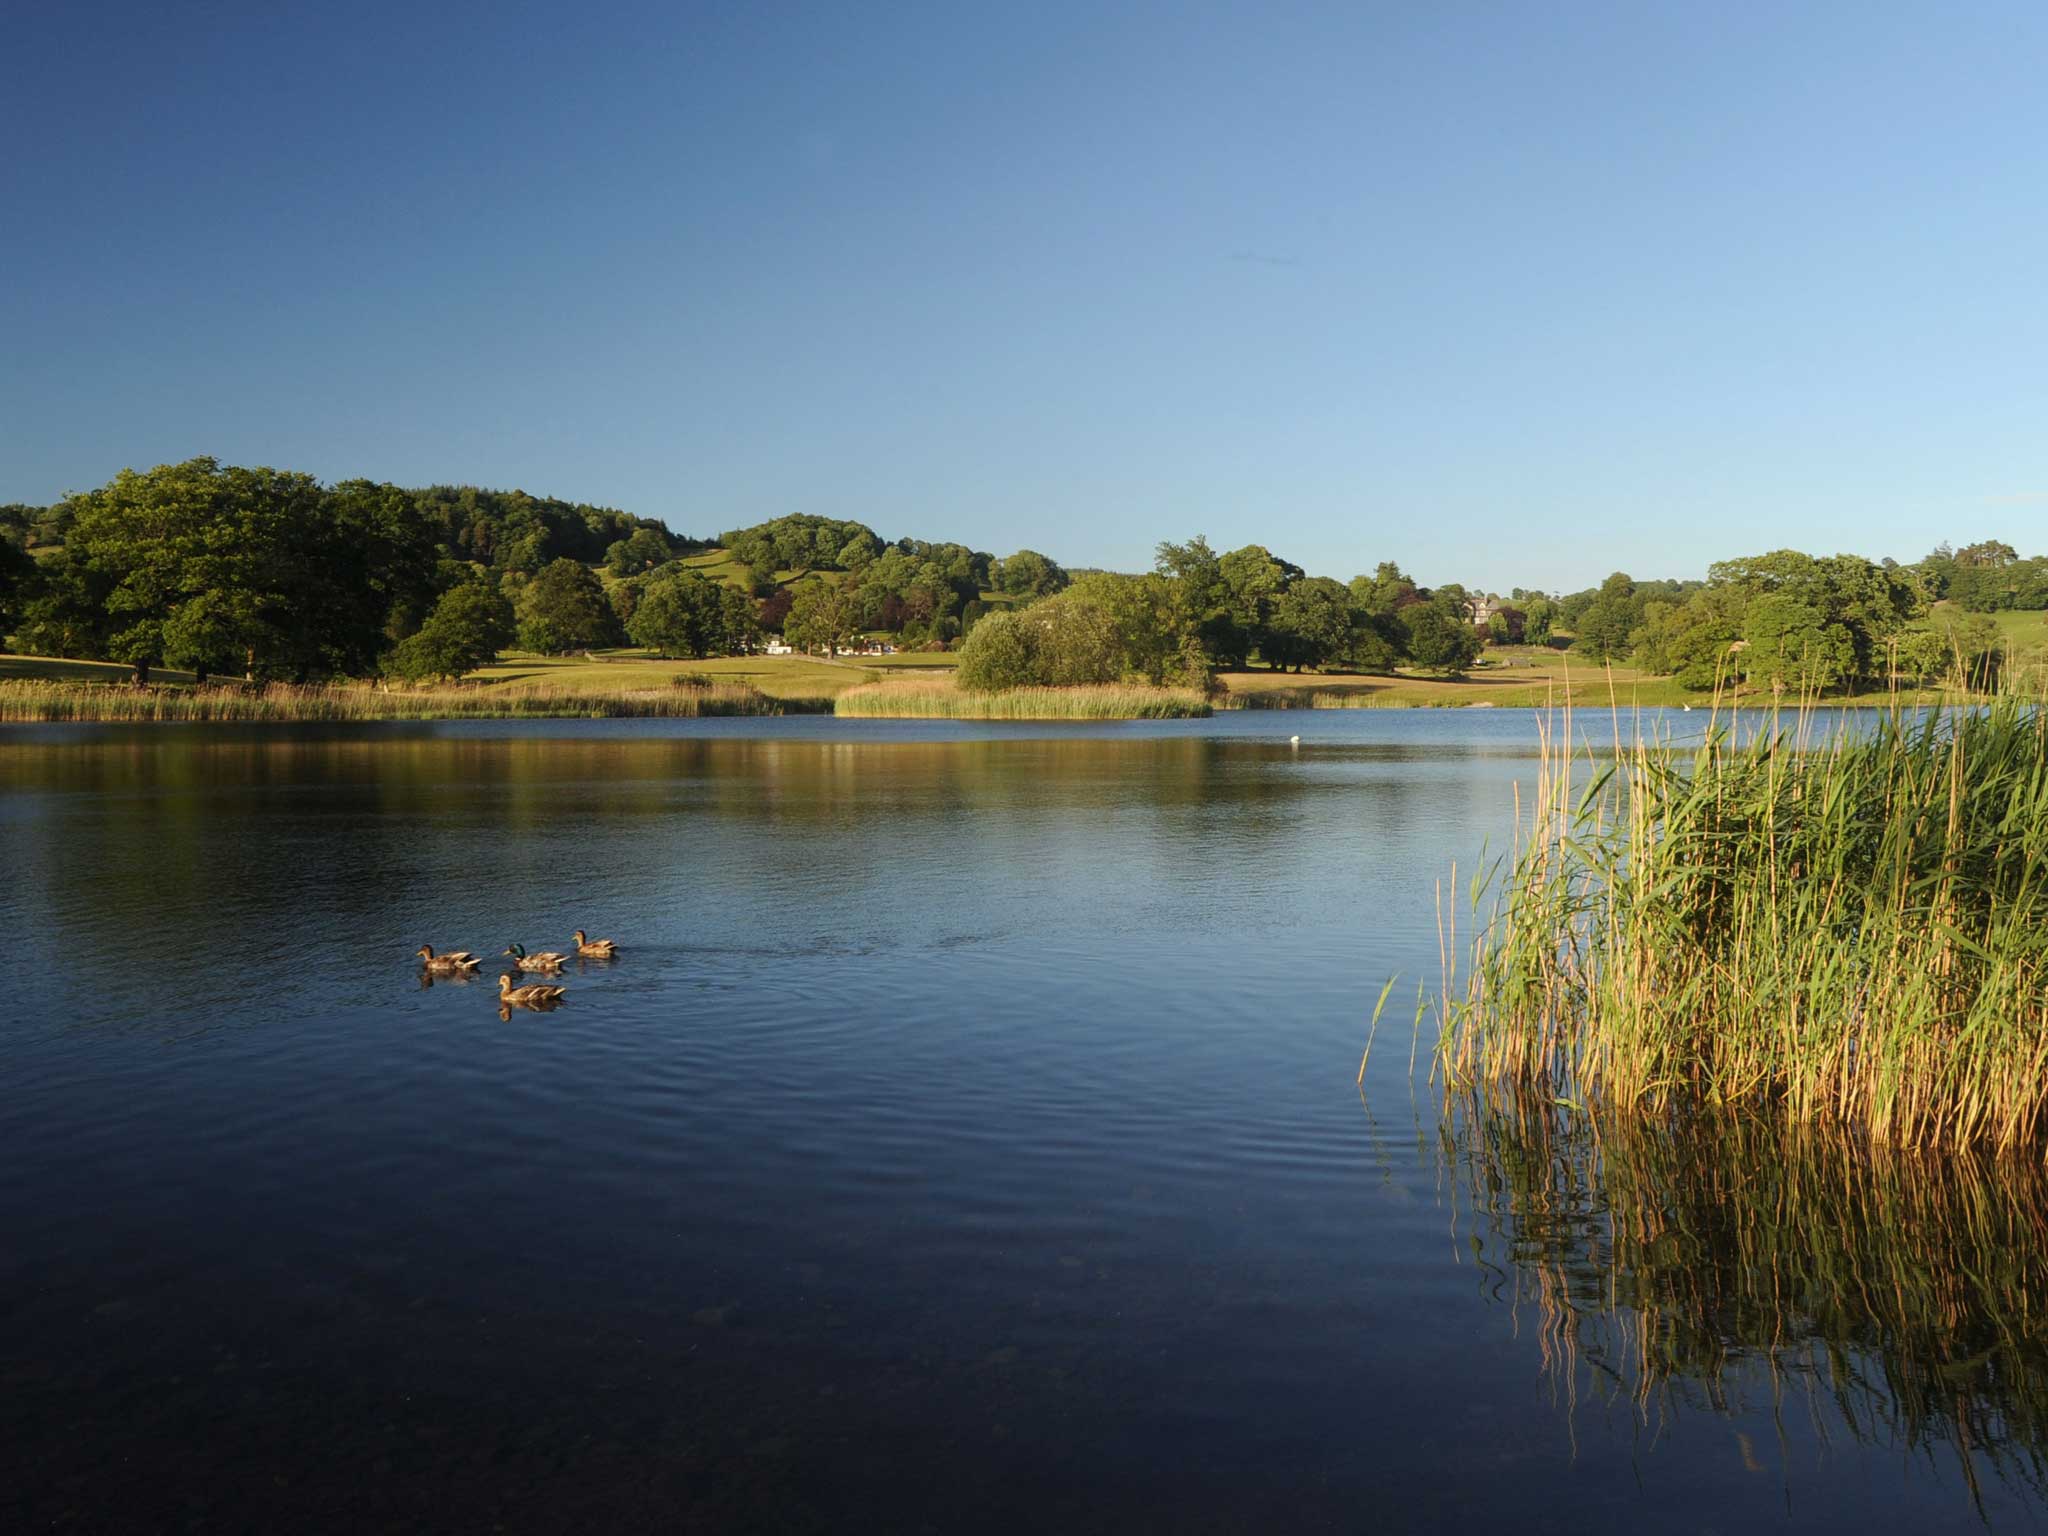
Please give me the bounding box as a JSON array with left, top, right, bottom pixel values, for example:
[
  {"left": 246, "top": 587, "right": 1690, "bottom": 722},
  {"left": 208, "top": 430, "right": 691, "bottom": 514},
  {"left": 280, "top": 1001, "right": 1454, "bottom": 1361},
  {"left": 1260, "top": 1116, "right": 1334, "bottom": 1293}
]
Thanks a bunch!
[
  {"left": 1155, "top": 535, "right": 1244, "bottom": 666},
  {"left": 783, "top": 580, "right": 857, "bottom": 655},
  {"left": 605, "top": 525, "right": 674, "bottom": 577},
  {"left": 60, "top": 459, "right": 331, "bottom": 682},
  {"left": 386, "top": 580, "right": 515, "bottom": 680},
  {"left": 1570, "top": 573, "right": 1641, "bottom": 662},
  {"left": 1266, "top": 577, "right": 1352, "bottom": 671},
  {"left": 515, "top": 558, "right": 619, "bottom": 654},
  {"left": 1067, "top": 571, "right": 1177, "bottom": 683},
  {"left": 955, "top": 609, "right": 1036, "bottom": 690},
  {"left": 1739, "top": 596, "right": 1852, "bottom": 693},
  {"left": 1349, "top": 563, "right": 1416, "bottom": 619},
  {"left": 1921, "top": 610, "right": 2004, "bottom": 691},
  {"left": 757, "top": 587, "right": 794, "bottom": 633},
  {"left": 954, "top": 596, "right": 1123, "bottom": 689},
  {"left": 0, "top": 533, "right": 37, "bottom": 641},
  {"left": 1629, "top": 588, "right": 1745, "bottom": 690},
  {"left": 1025, "top": 594, "right": 1123, "bottom": 684},
  {"left": 1707, "top": 549, "right": 1917, "bottom": 684},
  {"left": 995, "top": 549, "right": 1069, "bottom": 600},
  {"left": 626, "top": 572, "right": 729, "bottom": 658},
  {"left": 1401, "top": 601, "right": 1482, "bottom": 674},
  {"left": 1218, "top": 544, "right": 1299, "bottom": 664}
]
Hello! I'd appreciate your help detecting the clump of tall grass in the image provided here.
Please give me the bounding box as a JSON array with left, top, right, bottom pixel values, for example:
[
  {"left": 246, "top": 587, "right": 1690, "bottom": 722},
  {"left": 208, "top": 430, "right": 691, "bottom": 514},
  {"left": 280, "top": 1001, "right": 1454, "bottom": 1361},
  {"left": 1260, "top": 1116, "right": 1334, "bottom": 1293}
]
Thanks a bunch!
[
  {"left": 0, "top": 678, "right": 831, "bottom": 722},
  {"left": 834, "top": 678, "right": 1211, "bottom": 719},
  {"left": 1435, "top": 696, "right": 2048, "bottom": 1151},
  {"left": 1222, "top": 685, "right": 1389, "bottom": 709},
  {"left": 1445, "top": 1089, "right": 2048, "bottom": 1499}
]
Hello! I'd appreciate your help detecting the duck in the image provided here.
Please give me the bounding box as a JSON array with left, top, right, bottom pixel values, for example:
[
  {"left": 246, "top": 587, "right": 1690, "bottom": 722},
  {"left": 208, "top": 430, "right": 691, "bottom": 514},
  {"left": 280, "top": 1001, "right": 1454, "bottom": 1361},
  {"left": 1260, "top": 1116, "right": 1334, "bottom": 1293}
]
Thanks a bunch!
[
  {"left": 497, "top": 973, "right": 568, "bottom": 1006},
  {"left": 571, "top": 929, "right": 618, "bottom": 959},
  {"left": 503, "top": 942, "right": 569, "bottom": 973},
  {"left": 416, "top": 945, "right": 481, "bottom": 973}
]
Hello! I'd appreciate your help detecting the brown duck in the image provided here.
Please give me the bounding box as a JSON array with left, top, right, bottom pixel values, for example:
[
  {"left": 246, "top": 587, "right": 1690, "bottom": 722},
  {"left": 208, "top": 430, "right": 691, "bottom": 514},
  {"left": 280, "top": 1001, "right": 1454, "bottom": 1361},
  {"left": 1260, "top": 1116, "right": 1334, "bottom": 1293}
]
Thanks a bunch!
[
  {"left": 416, "top": 945, "right": 481, "bottom": 973},
  {"left": 497, "top": 973, "right": 568, "bottom": 1007}
]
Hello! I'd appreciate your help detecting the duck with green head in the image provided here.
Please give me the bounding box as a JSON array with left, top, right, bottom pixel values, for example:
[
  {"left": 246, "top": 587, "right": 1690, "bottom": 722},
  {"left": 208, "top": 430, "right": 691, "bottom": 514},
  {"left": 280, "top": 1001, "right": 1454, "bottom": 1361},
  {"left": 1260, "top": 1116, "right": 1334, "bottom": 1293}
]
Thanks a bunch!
[{"left": 503, "top": 943, "right": 568, "bottom": 973}]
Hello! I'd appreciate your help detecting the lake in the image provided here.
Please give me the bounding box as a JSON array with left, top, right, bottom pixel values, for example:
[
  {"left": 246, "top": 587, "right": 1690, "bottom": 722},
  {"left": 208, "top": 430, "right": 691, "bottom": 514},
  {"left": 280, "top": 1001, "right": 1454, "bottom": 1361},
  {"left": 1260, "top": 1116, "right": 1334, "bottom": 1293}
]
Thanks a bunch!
[{"left": 3, "top": 713, "right": 2039, "bottom": 1532}]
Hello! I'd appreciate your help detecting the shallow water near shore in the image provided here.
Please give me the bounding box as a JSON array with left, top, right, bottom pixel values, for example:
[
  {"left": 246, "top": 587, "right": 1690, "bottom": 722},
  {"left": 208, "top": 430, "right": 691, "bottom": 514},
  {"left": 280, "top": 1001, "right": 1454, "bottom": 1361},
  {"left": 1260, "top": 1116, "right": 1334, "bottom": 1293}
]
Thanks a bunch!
[{"left": 3, "top": 711, "right": 2039, "bottom": 1532}]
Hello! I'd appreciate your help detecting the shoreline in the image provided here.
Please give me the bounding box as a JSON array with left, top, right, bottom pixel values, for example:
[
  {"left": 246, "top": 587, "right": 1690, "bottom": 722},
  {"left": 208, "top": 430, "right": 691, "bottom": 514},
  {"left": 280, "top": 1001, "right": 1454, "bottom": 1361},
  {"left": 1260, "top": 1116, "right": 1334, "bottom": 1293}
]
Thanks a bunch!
[{"left": 0, "top": 679, "right": 2007, "bottom": 725}]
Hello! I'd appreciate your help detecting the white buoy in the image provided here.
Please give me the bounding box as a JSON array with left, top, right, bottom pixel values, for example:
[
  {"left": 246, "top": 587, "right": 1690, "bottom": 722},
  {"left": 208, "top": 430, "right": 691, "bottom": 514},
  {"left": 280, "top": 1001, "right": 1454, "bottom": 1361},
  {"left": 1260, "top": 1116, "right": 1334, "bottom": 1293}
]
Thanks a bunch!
[{"left": 1289, "top": 734, "right": 1301, "bottom": 746}]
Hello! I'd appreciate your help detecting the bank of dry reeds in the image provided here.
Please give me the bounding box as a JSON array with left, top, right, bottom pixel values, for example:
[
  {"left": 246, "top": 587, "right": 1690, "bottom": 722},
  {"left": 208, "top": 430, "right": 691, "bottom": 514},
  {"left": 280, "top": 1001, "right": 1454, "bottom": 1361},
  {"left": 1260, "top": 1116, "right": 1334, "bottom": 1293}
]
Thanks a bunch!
[
  {"left": 833, "top": 679, "right": 1212, "bottom": 719},
  {"left": 0, "top": 678, "right": 831, "bottom": 722},
  {"left": 1435, "top": 696, "right": 2048, "bottom": 1151}
]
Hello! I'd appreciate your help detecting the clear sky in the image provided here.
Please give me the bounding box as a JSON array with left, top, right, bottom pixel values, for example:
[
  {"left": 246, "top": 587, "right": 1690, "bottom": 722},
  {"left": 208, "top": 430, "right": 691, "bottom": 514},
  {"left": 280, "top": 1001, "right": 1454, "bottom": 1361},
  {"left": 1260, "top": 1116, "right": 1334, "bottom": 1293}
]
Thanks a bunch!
[{"left": 4, "top": 1, "right": 2044, "bottom": 593}]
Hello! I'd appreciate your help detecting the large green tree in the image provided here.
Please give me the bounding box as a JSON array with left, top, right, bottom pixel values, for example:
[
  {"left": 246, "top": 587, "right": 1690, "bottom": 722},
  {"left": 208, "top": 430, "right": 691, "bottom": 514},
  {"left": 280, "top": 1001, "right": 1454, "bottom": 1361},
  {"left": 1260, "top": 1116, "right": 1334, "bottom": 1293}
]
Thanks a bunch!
[
  {"left": 626, "top": 570, "right": 758, "bottom": 658},
  {"left": 995, "top": 549, "right": 1069, "bottom": 599},
  {"left": 386, "top": 580, "right": 515, "bottom": 681},
  {"left": 514, "top": 558, "right": 620, "bottom": 654},
  {"left": 1570, "top": 573, "right": 1642, "bottom": 662},
  {"left": 1265, "top": 576, "right": 1352, "bottom": 671},
  {"left": 1401, "top": 599, "right": 1482, "bottom": 674},
  {"left": 1739, "top": 596, "right": 1854, "bottom": 692},
  {"left": 955, "top": 596, "right": 1123, "bottom": 689},
  {"left": 783, "top": 580, "right": 858, "bottom": 655}
]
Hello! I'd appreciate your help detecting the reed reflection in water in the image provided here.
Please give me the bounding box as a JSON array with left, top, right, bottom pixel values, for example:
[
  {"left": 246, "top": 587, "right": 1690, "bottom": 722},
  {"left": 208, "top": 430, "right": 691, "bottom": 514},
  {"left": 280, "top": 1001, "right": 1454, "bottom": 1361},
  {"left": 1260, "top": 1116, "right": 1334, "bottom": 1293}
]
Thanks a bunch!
[{"left": 1441, "top": 1090, "right": 2048, "bottom": 1516}]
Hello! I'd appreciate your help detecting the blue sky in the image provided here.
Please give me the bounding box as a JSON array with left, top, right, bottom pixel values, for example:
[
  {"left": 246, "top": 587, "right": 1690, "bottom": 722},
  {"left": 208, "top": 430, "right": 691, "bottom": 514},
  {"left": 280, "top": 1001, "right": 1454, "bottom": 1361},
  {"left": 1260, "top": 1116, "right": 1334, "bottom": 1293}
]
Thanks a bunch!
[{"left": 4, "top": 1, "right": 2044, "bottom": 592}]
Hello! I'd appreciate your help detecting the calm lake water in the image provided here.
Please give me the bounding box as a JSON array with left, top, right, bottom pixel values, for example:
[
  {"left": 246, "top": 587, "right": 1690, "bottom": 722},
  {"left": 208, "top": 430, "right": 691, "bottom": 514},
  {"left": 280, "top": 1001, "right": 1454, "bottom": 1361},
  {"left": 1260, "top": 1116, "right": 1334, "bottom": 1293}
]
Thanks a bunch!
[{"left": 4, "top": 712, "right": 2040, "bottom": 1532}]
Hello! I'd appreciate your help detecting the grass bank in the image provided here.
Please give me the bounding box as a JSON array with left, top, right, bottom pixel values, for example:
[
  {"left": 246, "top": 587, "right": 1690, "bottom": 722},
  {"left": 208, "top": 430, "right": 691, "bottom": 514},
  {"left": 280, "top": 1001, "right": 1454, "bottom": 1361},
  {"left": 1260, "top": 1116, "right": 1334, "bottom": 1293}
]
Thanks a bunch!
[
  {"left": 1432, "top": 696, "right": 2048, "bottom": 1151},
  {"left": 834, "top": 678, "right": 1211, "bottom": 719},
  {"left": 0, "top": 677, "right": 832, "bottom": 722}
]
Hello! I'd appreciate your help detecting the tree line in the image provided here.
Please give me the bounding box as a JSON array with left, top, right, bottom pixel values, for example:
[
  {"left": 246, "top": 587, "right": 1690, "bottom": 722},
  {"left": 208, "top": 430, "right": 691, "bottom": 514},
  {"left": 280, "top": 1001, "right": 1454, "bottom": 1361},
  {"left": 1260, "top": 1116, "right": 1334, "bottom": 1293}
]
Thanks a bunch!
[
  {"left": 1, "top": 459, "right": 2039, "bottom": 692},
  {"left": 955, "top": 542, "right": 1486, "bottom": 690},
  {"left": 1543, "top": 549, "right": 2020, "bottom": 692},
  {"left": 0, "top": 461, "right": 687, "bottom": 682}
]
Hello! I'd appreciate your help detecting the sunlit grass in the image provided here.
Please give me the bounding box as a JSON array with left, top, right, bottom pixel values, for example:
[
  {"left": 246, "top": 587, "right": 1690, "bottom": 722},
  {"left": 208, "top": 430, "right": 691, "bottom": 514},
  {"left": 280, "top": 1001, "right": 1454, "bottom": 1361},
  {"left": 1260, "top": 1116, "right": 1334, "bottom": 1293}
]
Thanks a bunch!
[
  {"left": 469, "top": 651, "right": 870, "bottom": 699},
  {"left": 0, "top": 677, "right": 831, "bottom": 722},
  {"left": 834, "top": 677, "right": 1210, "bottom": 718}
]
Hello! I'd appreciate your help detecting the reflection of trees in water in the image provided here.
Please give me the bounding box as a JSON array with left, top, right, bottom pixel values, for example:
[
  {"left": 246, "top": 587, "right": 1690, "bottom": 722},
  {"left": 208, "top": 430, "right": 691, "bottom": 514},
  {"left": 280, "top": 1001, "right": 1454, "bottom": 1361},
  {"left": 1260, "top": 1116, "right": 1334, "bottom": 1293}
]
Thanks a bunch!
[{"left": 1442, "top": 1090, "right": 2048, "bottom": 1513}]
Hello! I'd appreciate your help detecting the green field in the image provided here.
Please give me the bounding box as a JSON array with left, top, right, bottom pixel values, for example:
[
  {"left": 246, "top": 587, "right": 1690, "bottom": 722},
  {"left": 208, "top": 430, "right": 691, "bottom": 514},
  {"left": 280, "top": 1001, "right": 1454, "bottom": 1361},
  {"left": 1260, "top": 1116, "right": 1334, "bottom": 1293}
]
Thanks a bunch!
[
  {"left": 7, "top": 604, "right": 2045, "bottom": 720},
  {"left": 0, "top": 654, "right": 199, "bottom": 685}
]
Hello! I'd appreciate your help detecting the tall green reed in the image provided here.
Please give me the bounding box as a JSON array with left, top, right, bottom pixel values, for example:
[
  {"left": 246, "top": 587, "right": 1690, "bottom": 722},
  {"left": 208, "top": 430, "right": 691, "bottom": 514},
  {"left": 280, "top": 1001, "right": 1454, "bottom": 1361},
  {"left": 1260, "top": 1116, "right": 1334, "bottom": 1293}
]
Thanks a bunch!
[
  {"left": 1436, "top": 694, "right": 2048, "bottom": 1150},
  {"left": 833, "top": 680, "right": 1212, "bottom": 719}
]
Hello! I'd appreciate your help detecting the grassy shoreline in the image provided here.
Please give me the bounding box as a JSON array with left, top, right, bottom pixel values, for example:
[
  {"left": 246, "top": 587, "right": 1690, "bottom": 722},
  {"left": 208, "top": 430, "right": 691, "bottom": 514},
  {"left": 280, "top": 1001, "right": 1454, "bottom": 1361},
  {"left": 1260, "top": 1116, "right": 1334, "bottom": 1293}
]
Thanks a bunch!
[
  {"left": 0, "top": 677, "right": 833, "bottom": 722},
  {"left": 0, "top": 646, "right": 2030, "bottom": 722}
]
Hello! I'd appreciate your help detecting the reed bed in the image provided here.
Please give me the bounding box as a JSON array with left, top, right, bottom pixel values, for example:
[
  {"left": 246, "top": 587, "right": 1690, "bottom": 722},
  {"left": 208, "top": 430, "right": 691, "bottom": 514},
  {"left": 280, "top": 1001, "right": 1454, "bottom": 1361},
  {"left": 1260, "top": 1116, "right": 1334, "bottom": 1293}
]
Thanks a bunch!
[
  {"left": 1435, "top": 696, "right": 2048, "bottom": 1151},
  {"left": 1444, "top": 1091, "right": 2048, "bottom": 1503},
  {"left": 1222, "top": 685, "right": 1390, "bottom": 709},
  {"left": 833, "top": 679, "right": 1212, "bottom": 719},
  {"left": 0, "top": 678, "right": 832, "bottom": 722}
]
